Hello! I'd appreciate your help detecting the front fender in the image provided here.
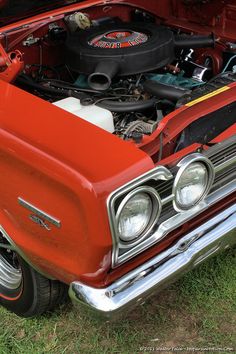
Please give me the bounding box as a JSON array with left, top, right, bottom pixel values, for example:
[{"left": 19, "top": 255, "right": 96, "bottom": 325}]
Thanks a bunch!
[{"left": 0, "top": 81, "right": 154, "bottom": 286}]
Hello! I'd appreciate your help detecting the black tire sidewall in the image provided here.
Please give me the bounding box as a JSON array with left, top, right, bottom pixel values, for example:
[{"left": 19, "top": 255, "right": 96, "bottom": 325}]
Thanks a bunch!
[{"left": 0, "top": 257, "right": 39, "bottom": 317}]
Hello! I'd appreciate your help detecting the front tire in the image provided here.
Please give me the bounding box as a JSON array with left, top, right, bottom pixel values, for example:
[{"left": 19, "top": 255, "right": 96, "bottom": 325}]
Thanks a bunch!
[{"left": 0, "top": 247, "right": 68, "bottom": 317}]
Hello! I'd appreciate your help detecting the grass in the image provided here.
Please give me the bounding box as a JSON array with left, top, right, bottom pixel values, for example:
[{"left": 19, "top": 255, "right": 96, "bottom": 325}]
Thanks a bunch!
[{"left": 0, "top": 247, "right": 235, "bottom": 354}]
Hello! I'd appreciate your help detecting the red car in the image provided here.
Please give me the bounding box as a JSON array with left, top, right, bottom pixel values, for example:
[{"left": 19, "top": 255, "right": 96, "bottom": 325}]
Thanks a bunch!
[{"left": 0, "top": 0, "right": 235, "bottom": 318}]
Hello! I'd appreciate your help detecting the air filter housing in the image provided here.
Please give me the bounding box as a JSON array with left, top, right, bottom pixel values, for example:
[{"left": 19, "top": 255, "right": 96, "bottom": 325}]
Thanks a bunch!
[{"left": 65, "top": 23, "right": 175, "bottom": 90}]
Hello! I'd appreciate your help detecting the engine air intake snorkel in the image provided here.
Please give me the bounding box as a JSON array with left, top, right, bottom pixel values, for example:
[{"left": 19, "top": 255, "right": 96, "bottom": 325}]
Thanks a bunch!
[{"left": 88, "top": 61, "right": 119, "bottom": 91}]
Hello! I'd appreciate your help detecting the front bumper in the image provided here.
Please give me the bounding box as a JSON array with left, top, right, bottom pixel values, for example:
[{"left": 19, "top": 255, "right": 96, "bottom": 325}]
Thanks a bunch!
[{"left": 69, "top": 203, "right": 236, "bottom": 318}]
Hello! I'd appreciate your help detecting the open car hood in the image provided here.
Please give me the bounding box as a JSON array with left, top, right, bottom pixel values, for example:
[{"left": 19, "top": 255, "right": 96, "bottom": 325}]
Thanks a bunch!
[
  {"left": 0, "top": 0, "right": 81, "bottom": 26},
  {"left": 0, "top": 0, "right": 230, "bottom": 27}
]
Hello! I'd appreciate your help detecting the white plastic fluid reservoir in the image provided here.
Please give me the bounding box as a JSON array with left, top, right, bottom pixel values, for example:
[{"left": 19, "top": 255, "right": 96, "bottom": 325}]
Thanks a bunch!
[{"left": 53, "top": 97, "right": 114, "bottom": 133}]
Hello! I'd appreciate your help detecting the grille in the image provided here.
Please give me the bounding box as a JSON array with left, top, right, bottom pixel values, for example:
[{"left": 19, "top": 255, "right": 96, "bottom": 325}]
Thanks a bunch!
[
  {"left": 153, "top": 179, "right": 173, "bottom": 199},
  {"left": 111, "top": 135, "right": 236, "bottom": 266},
  {"left": 207, "top": 141, "right": 236, "bottom": 167},
  {"left": 208, "top": 136, "right": 236, "bottom": 193},
  {"left": 154, "top": 135, "right": 236, "bottom": 223}
]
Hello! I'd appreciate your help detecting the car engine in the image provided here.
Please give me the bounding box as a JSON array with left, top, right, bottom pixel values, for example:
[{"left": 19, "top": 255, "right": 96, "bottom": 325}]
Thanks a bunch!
[{"left": 6, "top": 4, "right": 236, "bottom": 151}]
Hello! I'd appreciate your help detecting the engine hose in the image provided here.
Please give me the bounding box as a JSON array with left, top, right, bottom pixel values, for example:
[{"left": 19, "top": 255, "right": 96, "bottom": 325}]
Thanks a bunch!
[
  {"left": 174, "top": 33, "right": 215, "bottom": 49},
  {"left": 96, "top": 98, "right": 158, "bottom": 112},
  {"left": 16, "top": 75, "right": 90, "bottom": 101},
  {"left": 16, "top": 75, "right": 68, "bottom": 96},
  {"left": 143, "top": 80, "right": 191, "bottom": 102}
]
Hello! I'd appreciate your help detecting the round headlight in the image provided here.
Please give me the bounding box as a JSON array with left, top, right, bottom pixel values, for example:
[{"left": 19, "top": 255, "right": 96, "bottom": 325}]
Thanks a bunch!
[
  {"left": 174, "top": 158, "right": 214, "bottom": 210},
  {"left": 116, "top": 187, "right": 161, "bottom": 243}
]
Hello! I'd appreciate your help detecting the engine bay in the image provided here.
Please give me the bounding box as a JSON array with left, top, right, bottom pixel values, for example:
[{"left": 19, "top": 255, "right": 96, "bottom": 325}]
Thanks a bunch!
[{"left": 1, "top": 1, "right": 236, "bottom": 157}]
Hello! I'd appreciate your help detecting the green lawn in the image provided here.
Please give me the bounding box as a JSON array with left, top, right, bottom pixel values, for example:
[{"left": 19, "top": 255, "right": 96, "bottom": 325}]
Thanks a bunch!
[{"left": 0, "top": 248, "right": 235, "bottom": 354}]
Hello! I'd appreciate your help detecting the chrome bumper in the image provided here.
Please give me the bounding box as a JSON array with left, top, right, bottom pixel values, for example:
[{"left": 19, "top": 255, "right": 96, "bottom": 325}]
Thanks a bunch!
[{"left": 69, "top": 203, "right": 236, "bottom": 318}]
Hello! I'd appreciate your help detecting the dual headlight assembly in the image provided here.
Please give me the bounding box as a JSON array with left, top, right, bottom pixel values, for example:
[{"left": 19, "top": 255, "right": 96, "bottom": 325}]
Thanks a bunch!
[{"left": 115, "top": 155, "right": 215, "bottom": 244}]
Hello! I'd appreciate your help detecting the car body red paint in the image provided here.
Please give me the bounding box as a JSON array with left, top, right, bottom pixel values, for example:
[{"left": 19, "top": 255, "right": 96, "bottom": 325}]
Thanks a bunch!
[{"left": 0, "top": 0, "right": 235, "bottom": 316}]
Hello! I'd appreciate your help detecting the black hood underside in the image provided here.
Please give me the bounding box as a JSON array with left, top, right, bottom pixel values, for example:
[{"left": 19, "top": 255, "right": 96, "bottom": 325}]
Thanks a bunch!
[{"left": 0, "top": 0, "right": 80, "bottom": 26}]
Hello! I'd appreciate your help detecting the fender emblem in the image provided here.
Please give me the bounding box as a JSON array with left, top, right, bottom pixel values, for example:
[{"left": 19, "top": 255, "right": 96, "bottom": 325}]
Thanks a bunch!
[
  {"left": 29, "top": 215, "right": 51, "bottom": 231},
  {"left": 18, "top": 197, "right": 61, "bottom": 228}
]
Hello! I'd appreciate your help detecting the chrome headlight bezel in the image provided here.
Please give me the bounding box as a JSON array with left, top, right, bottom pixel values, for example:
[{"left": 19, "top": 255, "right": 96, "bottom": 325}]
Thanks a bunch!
[
  {"left": 172, "top": 154, "right": 215, "bottom": 212},
  {"left": 116, "top": 186, "right": 162, "bottom": 247},
  {"left": 107, "top": 166, "right": 173, "bottom": 267}
]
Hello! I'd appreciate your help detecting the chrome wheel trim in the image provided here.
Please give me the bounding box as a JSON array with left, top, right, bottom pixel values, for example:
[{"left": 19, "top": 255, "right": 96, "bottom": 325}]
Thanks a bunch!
[{"left": 0, "top": 253, "right": 22, "bottom": 291}]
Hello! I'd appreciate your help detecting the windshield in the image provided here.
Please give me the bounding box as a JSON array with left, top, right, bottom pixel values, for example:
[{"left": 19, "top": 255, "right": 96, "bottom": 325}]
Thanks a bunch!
[{"left": 0, "top": 0, "right": 80, "bottom": 26}]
